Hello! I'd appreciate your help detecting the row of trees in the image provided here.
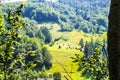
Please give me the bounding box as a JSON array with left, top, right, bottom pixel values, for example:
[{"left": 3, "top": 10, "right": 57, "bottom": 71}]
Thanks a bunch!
[
  {"left": 78, "top": 38, "right": 107, "bottom": 58},
  {"left": 1, "top": 3, "right": 53, "bottom": 44},
  {"left": 25, "top": 25, "right": 52, "bottom": 44},
  {"left": 1, "top": 1, "right": 109, "bottom": 33}
]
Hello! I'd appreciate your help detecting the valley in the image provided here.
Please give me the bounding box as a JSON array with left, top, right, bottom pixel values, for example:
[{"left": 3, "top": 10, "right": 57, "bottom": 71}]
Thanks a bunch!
[
  {"left": 0, "top": 0, "right": 109, "bottom": 79},
  {"left": 38, "top": 23, "right": 107, "bottom": 80}
]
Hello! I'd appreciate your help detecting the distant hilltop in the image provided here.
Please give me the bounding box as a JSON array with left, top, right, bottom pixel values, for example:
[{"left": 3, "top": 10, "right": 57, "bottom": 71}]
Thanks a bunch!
[{"left": 0, "top": 0, "right": 58, "bottom": 3}]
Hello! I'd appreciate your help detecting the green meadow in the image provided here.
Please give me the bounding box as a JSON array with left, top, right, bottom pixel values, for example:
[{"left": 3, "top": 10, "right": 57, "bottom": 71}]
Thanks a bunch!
[
  {"left": 0, "top": 1, "right": 109, "bottom": 79},
  {"left": 38, "top": 23, "right": 107, "bottom": 80}
]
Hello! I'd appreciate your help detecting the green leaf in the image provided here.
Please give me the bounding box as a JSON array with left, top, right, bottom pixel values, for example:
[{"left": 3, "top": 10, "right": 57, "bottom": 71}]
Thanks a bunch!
[
  {"left": 18, "top": 35, "right": 22, "bottom": 38},
  {"left": 30, "top": 53, "right": 36, "bottom": 56}
]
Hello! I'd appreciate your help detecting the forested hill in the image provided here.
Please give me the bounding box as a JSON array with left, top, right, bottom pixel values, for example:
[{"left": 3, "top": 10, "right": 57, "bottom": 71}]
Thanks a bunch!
[
  {"left": 0, "top": 1, "right": 109, "bottom": 79},
  {"left": 2, "top": 0, "right": 111, "bottom": 33},
  {"left": 59, "top": 0, "right": 110, "bottom": 8}
]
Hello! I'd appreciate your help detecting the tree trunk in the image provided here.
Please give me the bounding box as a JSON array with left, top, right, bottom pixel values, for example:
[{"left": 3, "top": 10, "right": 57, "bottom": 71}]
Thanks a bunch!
[{"left": 108, "top": 0, "right": 120, "bottom": 80}]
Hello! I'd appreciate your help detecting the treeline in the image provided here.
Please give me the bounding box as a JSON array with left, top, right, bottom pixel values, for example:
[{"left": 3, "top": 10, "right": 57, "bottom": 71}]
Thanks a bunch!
[
  {"left": 23, "top": 0, "right": 109, "bottom": 33},
  {"left": 1, "top": 0, "right": 110, "bottom": 33},
  {"left": 58, "top": 0, "right": 110, "bottom": 33},
  {"left": 23, "top": 18, "right": 52, "bottom": 44}
]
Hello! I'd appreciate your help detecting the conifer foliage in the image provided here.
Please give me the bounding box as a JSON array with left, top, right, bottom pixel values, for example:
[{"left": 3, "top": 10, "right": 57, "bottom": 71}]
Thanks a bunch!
[{"left": 71, "top": 42, "right": 108, "bottom": 80}]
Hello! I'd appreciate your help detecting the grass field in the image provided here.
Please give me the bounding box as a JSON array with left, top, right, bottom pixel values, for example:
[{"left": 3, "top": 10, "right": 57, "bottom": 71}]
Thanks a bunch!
[
  {"left": 46, "top": 46, "right": 91, "bottom": 80},
  {"left": 38, "top": 23, "right": 107, "bottom": 80}
]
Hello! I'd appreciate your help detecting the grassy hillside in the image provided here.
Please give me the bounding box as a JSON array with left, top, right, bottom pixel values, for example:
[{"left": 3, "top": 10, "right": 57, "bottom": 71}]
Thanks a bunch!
[
  {"left": 0, "top": 1, "right": 109, "bottom": 79},
  {"left": 38, "top": 23, "right": 107, "bottom": 80}
]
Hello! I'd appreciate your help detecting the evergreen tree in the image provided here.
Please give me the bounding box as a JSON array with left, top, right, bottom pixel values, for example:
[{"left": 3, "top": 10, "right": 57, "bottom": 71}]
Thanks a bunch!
[
  {"left": 32, "top": 42, "right": 38, "bottom": 51},
  {"left": 71, "top": 47, "right": 108, "bottom": 80},
  {"left": 36, "top": 29, "right": 45, "bottom": 41},
  {"left": 79, "top": 38, "right": 84, "bottom": 51},
  {"left": 84, "top": 40, "right": 94, "bottom": 58},
  {"left": 41, "top": 47, "right": 52, "bottom": 69},
  {"left": 84, "top": 41, "right": 89, "bottom": 58},
  {"left": 41, "top": 27, "right": 52, "bottom": 44}
]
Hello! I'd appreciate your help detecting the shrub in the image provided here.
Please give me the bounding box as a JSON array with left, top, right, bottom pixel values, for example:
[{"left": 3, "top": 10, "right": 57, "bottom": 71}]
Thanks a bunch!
[{"left": 53, "top": 72, "right": 61, "bottom": 80}]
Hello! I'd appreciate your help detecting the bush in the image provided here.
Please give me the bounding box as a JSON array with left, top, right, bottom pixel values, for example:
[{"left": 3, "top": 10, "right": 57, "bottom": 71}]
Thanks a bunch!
[
  {"left": 39, "top": 72, "right": 49, "bottom": 78},
  {"left": 53, "top": 72, "right": 61, "bottom": 80},
  {"left": 49, "top": 41, "right": 54, "bottom": 46},
  {"left": 58, "top": 45, "right": 62, "bottom": 49}
]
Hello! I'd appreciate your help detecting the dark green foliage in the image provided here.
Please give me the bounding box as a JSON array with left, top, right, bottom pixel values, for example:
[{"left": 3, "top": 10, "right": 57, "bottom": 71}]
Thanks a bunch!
[
  {"left": 1, "top": 0, "right": 110, "bottom": 33},
  {"left": 53, "top": 72, "right": 61, "bottom": 80},
  {"left": 79, "top": 38, "right": 84, "bottom": 50},
  {"left": 84, "top": 41, "right": 94, "bottom": 58},
  {"left": 101, "top": 39, "right": 107, "bottom": 58},
  {"left": 41, "top": 27, "right": 52, "bottom": 44},
  {"left": 71, "top": 39, "right": 108, "bottom": 79},
  {"left": 41, "top": 47, "right": 52, "bottom": 69},
  {"left": 71, "top": 47, "right": 108, "bottom": 80},
  {"left": 36, "top": 29, "right": 45, "bottom": 41},
  {"left": 27, "top": 31, "right": 35, "bottom": 37},
  {"left": 32, "top": 42, "right": 38, "bottom": 51},
  {"left": 54, "top": 37, "right": 61, "bottom": 42},
  {"left": 18, "top": 18, "right": 52, "bottom": 44},
  {"left": 22, "top": 2, "right": 59, "bottom": 23},
  {"left": 58, "top": 45, "right": 62, "bottom": 49},
  {"left": 49, "top": 41, "right": 54, "bottom": 46},
  {"left": 39, "top": 71, "right": 49, "bottom": 78},
  {"left": 15, "top": 38, "right": 52, "bottom": 71},
  {"left": 0, "top": 4, "right": 52, "bottom": 80},
  {"left": 0, "top": 3, "right": 27, "bottom": 80},
  {"left": 19, "top": 0, "right": 109, "bottom": 33}
]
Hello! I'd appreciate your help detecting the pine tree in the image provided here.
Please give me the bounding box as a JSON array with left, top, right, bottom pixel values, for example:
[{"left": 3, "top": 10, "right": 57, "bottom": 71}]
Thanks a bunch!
[{"left": 79, "top": 38, "right": 84, "bottom": 51}]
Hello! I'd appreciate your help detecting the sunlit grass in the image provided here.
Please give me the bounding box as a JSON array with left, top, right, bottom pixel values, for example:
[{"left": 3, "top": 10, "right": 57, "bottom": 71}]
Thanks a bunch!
[
  {"left": 38, "top": 23, "right": 107, "bottom": 80},
  {"left": 46, "top": 45, "right": 85, "bottom": 80}
]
